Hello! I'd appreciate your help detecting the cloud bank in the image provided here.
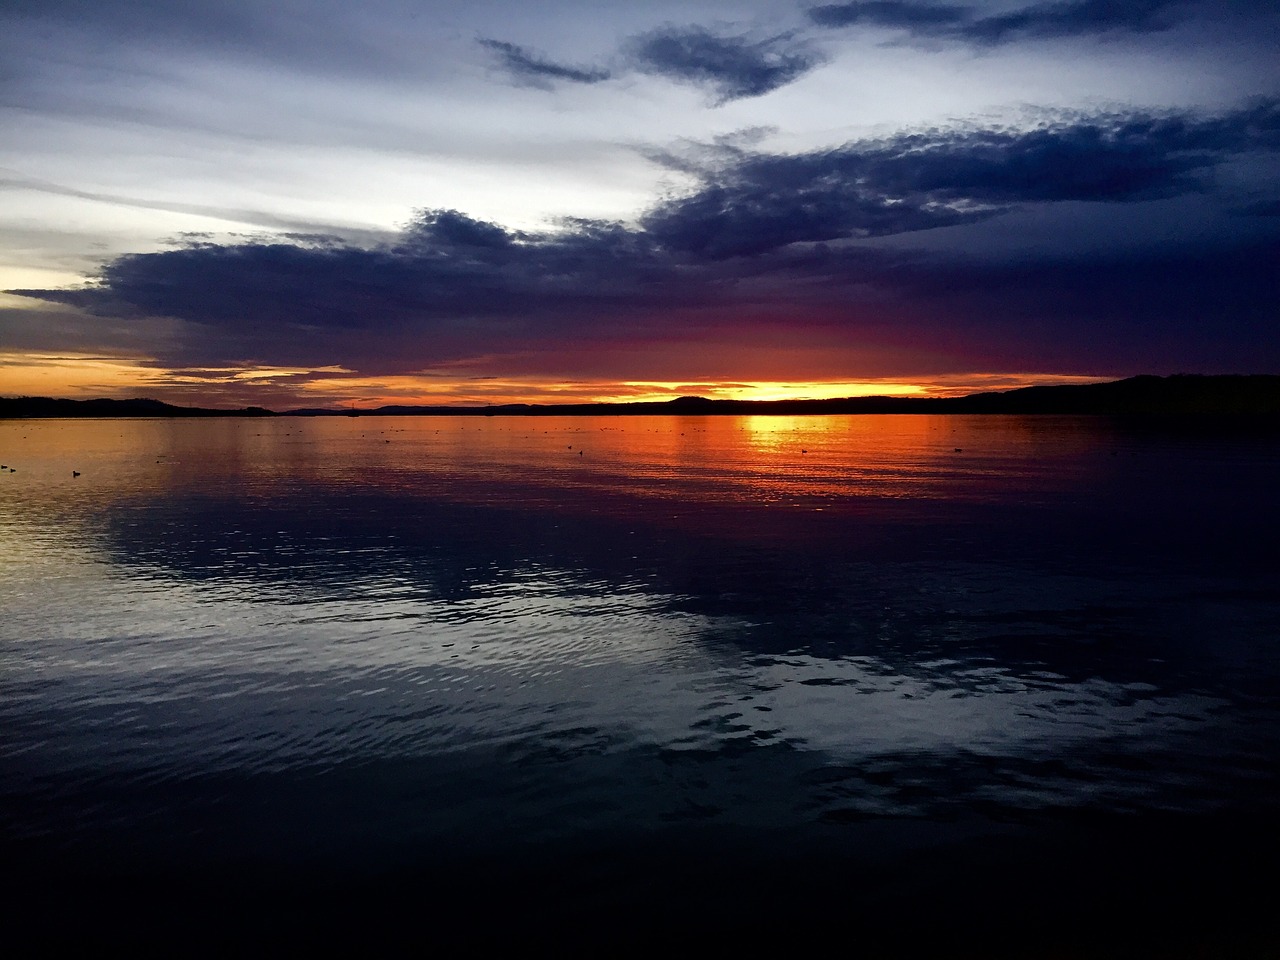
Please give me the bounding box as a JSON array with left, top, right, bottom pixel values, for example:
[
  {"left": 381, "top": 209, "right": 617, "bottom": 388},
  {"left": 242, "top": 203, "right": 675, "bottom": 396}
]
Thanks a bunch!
[
  {"left": 8, "top": 100, "right": 1280, "bottom": 376},
  {"left": 647, "top": 98, "right": 1280, "bottom": 257}
]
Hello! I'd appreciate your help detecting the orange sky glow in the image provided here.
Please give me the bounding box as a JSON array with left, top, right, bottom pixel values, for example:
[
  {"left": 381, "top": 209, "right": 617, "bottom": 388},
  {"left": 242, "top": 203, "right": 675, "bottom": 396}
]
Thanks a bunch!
[{"left": 0, "top": 351, "right": 1111, "bottom": 409}]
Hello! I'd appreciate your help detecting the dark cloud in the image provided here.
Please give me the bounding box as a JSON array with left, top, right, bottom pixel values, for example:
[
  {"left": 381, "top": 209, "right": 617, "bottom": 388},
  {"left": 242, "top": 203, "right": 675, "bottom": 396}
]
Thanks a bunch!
[
  {"left": 643, "top": 98, "right": 1280, "bottom": 258},
  {"left": 808, "top": 0, "right": 1187, "bottom": 44},
  {"left": 8, "top": 102, "right": 1279, "bottom": 373},
  {"left": 809, "top": 1, "right": 971, "bottom": 29},
  {"left": 623, "top": 26, "right": 823, "bottom": 103},
  {"left": 6, "top": 211, "right": 703, "bottom": 368},
  {"left": 480, "top": 25, "right": 823, "bottom": 103},
  {"left": 478, "top": 25, "right": 819, "bottom": 102},
  {"left": 478, "top": 39, "right": 611, "bottom": 89}
]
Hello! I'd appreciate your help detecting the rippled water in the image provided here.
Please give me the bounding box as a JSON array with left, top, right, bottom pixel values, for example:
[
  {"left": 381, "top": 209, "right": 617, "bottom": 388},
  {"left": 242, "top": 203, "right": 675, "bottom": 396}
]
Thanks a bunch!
[{"left": 2, "top": 414, "right": 1278, "bottom": 944}]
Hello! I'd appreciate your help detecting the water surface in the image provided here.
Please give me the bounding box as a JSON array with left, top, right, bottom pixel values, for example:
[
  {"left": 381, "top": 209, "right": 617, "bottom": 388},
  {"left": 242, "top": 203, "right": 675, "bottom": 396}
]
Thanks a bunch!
[{"left": 2, "top": 415, "right": 1277, "bottom": 946}]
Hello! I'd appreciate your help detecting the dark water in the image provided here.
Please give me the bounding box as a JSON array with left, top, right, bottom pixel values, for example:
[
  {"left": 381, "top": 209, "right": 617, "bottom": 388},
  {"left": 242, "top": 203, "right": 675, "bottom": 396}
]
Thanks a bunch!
[{"left": 2, "top": 415, "right": 1278, "bottom": 950}]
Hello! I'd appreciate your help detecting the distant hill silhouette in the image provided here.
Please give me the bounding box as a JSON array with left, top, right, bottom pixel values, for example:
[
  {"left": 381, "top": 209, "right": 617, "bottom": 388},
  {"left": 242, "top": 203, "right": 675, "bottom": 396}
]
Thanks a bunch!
[
  {"left": 935, "top": 375, "right": 1280, "bottom": 415},
  {"left": 3, "top": 375, "right": 1278, "bottom": 419},
  {"left": 0, "top": 397, "right": 274, "bottom": 418}
]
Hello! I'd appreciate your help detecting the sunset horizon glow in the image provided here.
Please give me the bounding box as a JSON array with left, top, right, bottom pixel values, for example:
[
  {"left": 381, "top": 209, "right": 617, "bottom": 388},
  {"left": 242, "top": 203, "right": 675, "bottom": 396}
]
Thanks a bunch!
[{"left": 0, "top": 347, "right": 1115, "bottom": 409}]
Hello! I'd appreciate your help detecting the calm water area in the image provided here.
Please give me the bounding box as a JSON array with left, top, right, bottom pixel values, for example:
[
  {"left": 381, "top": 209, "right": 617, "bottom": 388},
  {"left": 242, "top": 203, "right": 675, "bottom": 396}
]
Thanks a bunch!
[{"left": 2, "top": 414, "right": 1278, "bottom": 948}]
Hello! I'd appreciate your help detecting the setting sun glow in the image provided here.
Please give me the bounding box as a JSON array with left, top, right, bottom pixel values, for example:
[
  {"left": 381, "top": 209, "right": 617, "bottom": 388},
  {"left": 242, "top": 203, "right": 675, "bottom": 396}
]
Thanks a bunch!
[{"left": 0, "top": 352, "right": 1112, "bottom": 409}]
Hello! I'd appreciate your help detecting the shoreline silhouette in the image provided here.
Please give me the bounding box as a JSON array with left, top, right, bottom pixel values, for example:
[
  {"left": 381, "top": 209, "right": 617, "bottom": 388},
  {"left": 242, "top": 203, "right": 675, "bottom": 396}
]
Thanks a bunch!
[{"left": 2, "top": 374, "right": 1279, "bottom": 419}]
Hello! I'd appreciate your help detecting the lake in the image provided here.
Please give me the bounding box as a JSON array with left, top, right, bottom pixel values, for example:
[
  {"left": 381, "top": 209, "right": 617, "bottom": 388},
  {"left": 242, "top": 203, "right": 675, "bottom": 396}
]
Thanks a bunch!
[{"left": 2, "top": 414, "right": 1278, "bottom": 950}]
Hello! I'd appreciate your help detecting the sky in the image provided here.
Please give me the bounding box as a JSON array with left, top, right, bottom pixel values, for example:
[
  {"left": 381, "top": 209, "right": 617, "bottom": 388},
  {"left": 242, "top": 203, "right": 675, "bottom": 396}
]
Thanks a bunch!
[{"left": 1, "top": 0, "right": 1278, "bottom": 408}]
